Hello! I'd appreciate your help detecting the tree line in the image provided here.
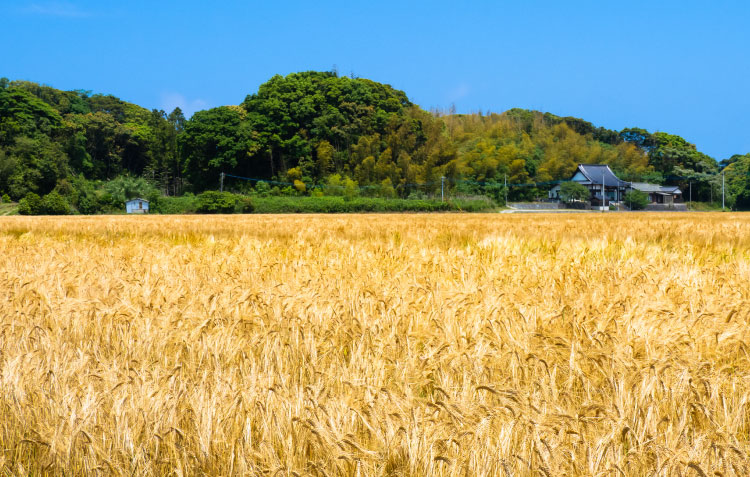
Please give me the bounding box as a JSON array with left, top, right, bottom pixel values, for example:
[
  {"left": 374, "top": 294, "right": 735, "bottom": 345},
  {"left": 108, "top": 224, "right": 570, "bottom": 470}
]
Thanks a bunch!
[{"left": 2, "top": 71, "right": 750, "bottom": 211}]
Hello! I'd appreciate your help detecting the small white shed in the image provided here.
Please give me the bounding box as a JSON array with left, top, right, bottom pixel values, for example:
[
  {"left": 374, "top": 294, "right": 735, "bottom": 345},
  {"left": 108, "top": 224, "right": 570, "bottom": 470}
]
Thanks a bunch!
[{"left": 125, "top": 198, "right": 149, "bottom": 214}]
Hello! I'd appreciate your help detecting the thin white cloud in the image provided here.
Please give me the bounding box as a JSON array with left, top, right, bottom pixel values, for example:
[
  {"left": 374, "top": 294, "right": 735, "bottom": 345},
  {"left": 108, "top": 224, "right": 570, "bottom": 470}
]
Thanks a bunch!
[
  {"left": 445, "top": 83, "right": 471, "bottom": 104},
  {"left": 21, "top": 1, "right": 91, "bottom": 17},
  {"left": 160, "top": 92, "right": 208, "bottom": 118}
]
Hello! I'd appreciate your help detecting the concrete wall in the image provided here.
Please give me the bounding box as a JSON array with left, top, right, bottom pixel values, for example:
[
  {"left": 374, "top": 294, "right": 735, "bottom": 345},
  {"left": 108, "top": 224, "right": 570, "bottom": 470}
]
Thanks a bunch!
[{"left": 644, "top": 203, "right": 688, "bottom": 211}]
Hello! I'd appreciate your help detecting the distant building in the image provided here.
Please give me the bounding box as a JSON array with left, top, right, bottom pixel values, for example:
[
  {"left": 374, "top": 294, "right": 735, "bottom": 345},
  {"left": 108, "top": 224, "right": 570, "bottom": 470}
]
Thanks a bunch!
[
  {"left": 549, "top": 164, "right": 629, "bottom": 206},
  {"left": 125, "top": 198, "right": 149, "bottom": 214},
  {"left": 549, "top": 164, "right": 684, "bottom": 209},
  {"left": 627, "top": 183, "right": 682, "bottom": 205}
]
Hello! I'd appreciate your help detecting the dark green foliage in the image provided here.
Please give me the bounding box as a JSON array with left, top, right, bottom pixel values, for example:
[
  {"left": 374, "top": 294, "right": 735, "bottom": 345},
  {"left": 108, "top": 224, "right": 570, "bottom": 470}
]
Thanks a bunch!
[
  {"left": 196, "top": 191, "right": 239, "bottom": 214},
  {"left": 732, "top": 162, "right": 750, "bottom": 210},
  {"left": 480, "top": 181, "right": 506, "bottom": 205},
  {"left": 152, "top": 195, "right": 197, "bottom": 214},
  {"left": 77, "top": 195, "right": 100, "bottom": 214},
  {"left": 18, "top": 191, "right": 70, "bottom": 215},
  {"left": 102, "top": 175, "right": 159, "bottom": 208},
  {"left": 0, "top": 86, "right": 63, "bottom": 146},
  {"left": 1, "top": 72, "right": 748, "bottom": 212},
  {"left": 732, "top": 188, "right": 750, "bottom": 210},
  {"left": 722, "top": 154, "right": 750, "bottom": 209},
  {"left": 253, "top": 181, "right": 271, "bottom": 197},
  {"left": 624, "top": 190, "right": 649, "bottom": 210},
  {"left": 0, "top": 81, "right": 183, "bottom": 196},
  {"left": 40, "top": 191, "right": 70, "bottom": 215},
  {"left": 559, "top": 181, "right": 590, "bottom": 202},
  {"left": 178, "top": 71, "right": 432, "bottom": 193},
  {"left": 235, "top": 196, "right": 254, "bottom": 213},
  {"left": 18, "top": 193, "right": 42, "bottom": 215},
  {"left": 180, "top": 107, "right": 257, "bottom": 191},
  {"left": 251, "top": 196, "right": 494, "bottom": 213},
  {"left": 620, "top": 128, "right": 656, "bottom": 151}
]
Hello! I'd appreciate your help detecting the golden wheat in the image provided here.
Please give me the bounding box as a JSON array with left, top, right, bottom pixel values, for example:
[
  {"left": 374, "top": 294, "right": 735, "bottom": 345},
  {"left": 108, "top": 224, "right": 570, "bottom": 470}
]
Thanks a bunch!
[{"left": 1, "top": 213, "right": 749, "bottom": 475}]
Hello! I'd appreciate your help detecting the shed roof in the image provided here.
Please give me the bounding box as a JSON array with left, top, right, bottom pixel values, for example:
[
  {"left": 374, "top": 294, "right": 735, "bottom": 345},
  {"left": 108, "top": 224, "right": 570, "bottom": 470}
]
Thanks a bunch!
[
  {"left": 574, "top": 164, "right": 629, "bottom": 187},
  {"left": 629, "top": 183, "right": 682, "bottom": 195},
  {"left": 126, "top": 198, "right": 149, "bottom": 203},
  {"left": 629, "top": 182, "right": 661, "bottom": 192}
]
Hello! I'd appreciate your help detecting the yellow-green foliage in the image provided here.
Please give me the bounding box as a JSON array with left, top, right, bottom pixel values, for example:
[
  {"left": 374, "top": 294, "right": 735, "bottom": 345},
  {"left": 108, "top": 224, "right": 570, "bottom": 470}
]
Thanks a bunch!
[{"left": 0, "top": 214, "right": 749, "bottom": 475}]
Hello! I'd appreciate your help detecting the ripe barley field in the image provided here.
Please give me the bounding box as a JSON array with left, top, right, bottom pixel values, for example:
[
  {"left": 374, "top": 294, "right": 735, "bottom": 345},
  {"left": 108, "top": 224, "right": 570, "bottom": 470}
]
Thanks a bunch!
[{"left": 1, "top": 213, "right": 750, "bottom": 476}]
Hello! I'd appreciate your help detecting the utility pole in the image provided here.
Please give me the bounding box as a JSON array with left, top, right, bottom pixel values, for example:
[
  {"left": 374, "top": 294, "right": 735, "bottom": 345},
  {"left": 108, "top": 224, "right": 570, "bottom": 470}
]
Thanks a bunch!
[
  {"left": 220, "top": 172, "right": 225, "bottom": 192},
  {"left": 689, "top": 181, "right": 692, "bottom": 209},
  {"left": 440, "top": 176, "right": 445, "bottom": 202},
  {"left": 722, "top": 171, "right": 725, "bottom": 210}
]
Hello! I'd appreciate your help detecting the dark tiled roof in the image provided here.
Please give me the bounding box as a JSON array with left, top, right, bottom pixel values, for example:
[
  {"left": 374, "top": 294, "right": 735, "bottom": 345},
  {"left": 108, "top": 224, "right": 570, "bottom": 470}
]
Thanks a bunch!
[{"left": 576, "top": 164, "right": 629, "bottom": 187}]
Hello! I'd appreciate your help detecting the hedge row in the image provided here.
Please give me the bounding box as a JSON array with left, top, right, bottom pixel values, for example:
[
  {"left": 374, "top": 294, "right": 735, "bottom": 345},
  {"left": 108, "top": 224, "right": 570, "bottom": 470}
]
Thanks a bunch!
[{"left": 251, "top": 196, "right": 496, "bottom": 213}]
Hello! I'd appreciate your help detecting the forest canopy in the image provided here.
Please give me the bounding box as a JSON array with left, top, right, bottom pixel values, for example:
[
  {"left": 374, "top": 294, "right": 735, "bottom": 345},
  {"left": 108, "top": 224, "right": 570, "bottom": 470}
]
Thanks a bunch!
[{"left": 0, "top": 71, "right": 747, "bottom": 209}]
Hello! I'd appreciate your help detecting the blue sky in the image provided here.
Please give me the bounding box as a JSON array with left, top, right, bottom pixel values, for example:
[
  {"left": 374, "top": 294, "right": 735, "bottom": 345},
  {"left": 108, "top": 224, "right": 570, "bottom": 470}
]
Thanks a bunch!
[{"left": 2, "top": 0, "right": 749, "bottom": 159}]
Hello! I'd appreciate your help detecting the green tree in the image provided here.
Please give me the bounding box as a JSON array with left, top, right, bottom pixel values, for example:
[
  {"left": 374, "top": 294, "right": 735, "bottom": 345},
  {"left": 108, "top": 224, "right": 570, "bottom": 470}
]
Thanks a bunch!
[
  {"left": 624, "top": 189, "right": 649, "bottom": 210},
  {"left": 196, "top": 191, "right": 239, "bottom": 213},
  {"left": 41, "top": 191, "right": 70, "bottom": 215},
  {"left": 102, "top": 175, "right": 159, "bottom": 208},
  {"left": 379, "top": 177, "right": 396, "bottom": 198},
  {"left": 18, "top": 192, "right": 42, "bottom": 215},
  {"left": 559, "top": 181, "right": 590, "bottom": 202},
  {"left": 180, "top": 106, "right": 260, "bottom": 191},
  {"left": 342, "top": 177, "right": 359, "bottom": 200}
]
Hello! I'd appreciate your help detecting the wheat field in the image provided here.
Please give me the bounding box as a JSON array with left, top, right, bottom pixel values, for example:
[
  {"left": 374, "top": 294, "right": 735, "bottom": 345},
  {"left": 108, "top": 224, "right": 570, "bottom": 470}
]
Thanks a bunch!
[{"left": 1, "top": 213, "right": 749, "bottom": 476}]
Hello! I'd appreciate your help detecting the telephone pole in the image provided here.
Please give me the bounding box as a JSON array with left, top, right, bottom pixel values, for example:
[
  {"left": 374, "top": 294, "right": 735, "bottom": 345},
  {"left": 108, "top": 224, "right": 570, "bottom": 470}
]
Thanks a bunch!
[
  {"left": 722, "top": 171, "right": 725, "bottom": 210},
  {"left": 440, "top": 176, "right": 445, "bottom": 202},
  {"left": 689, "top": 181, "right": 692, "bottom": 209},
  {"left": 220, "top": 172, "right": 225, "bottom": 192}
]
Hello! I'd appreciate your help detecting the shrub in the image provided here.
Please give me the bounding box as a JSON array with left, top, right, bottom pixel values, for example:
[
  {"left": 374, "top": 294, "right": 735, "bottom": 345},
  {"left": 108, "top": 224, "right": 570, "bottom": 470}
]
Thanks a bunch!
[
  {"left": 18, "top": 193, "right": 42, "bottom": 215},
  {"left": 323, "top": 174, "right": 345, "bottom": 196},
  {"left": 153, "top": 195, "right": 198, "bottom": 214},
  {"left": 254, "top": 181, "right": 271, "bottom": 197},
  {"left": 379, "top": 178, "right": 396, "bottom": 199},
  {"left": 293, "top": 180, "right": 306, "bottom": 193},
  {"left": 559, "top": 181, "right": 590, "bottom": 202},
  {"left": 236, "top": 196, "right": 254, "bottom": 213},
  {"left": 482, "top": 182, "right": 505, "bottom": 205},
  {"left": 146, "top": 190, "right": 161, "bottom": 211},
  {"left": 250, "top": 196, "right": 495, "bottom": 213},
  {"left": 41, "top": 192, "right": 71, "bottom": 215},
  {"left": 624, "top": 190, "right": 649, "bottom": 210},
  {"left": 77, "top": 195, "right": 100, "bottom": 214},
  {"left": 196, "top": 191, "right": 238, "bottom": 214},
  {"left": 1, "top": 194, "right": 10, "bottom": 203},
  {"left": 342, "top": 177, "right": 359, "bottom": 201}
]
